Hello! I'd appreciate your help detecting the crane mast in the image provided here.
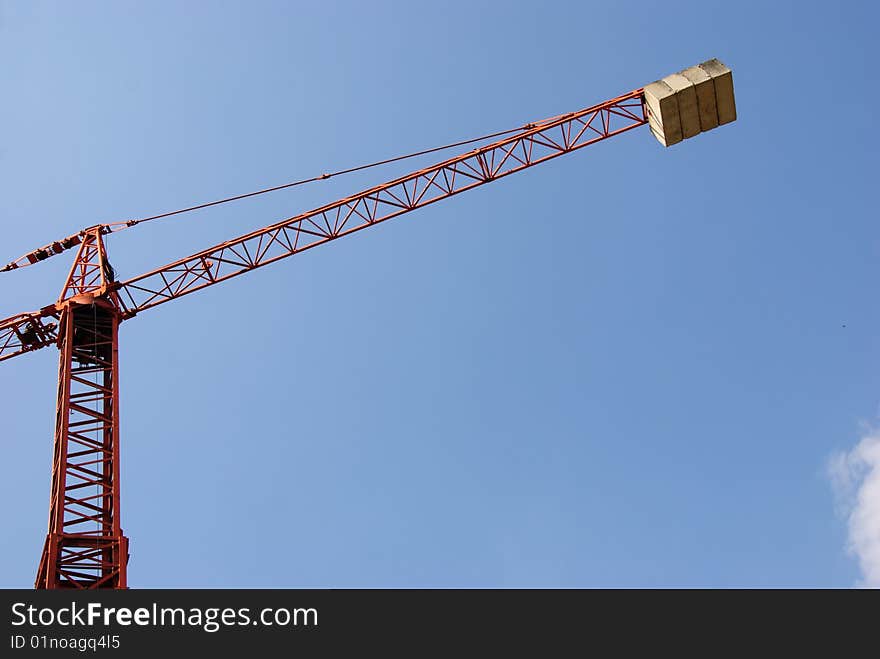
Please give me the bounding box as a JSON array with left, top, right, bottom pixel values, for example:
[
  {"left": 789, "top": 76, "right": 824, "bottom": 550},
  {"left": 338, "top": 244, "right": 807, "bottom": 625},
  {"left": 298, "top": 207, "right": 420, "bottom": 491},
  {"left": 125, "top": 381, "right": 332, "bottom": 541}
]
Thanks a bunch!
[
  {"left": 34, "top": 230, "right": 127, "bottom": 588},
  {"left": 0, "top": 60, "right": 736, "bottom": 588}
]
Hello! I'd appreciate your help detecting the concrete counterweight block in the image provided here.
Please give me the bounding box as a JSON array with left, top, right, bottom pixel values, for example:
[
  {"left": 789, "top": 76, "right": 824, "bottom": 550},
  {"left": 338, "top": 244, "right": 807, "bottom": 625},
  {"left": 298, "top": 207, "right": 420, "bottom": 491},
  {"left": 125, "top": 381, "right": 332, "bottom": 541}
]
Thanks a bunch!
[
  {"left": 664, "top": 73, "right": 701, "bottom": 139},
  {"left": 680, "top": 65, "right": 719, "bottom": 131},
  {"left": 644, "top": 80, "right": 682, "bottom": 147},
  {"left": 645, "top": 58, "right": 736, "bottom": 147},
  {"left": 699, "top": 58, "right": 736, "bottom": 125}
]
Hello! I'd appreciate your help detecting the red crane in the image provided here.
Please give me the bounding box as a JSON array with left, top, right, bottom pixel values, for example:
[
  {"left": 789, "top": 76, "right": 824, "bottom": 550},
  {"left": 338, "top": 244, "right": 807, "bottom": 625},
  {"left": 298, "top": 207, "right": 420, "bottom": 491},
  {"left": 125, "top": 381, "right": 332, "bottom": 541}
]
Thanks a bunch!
[{"left": 0, "top": 60, "right": 735, "bottom": 589}]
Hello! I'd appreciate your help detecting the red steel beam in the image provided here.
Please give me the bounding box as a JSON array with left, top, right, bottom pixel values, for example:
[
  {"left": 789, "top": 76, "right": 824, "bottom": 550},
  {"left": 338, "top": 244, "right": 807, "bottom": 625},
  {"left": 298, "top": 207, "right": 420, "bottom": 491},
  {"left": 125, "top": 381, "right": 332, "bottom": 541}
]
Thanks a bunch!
[
  {"left": 0, "top": 90, "right": 646, "bottom": 363},
  {"left": 114, "top": 90, "right": 646, "bottom": 317},
  {"left": 0, "top": 310, "right": 59, "bottom": 363},
  {"left": 35, "top": 230, "right": 128, "bottom": 589},
  {"left": 1, "top": 88, "right": 647, "bottom": 591}
]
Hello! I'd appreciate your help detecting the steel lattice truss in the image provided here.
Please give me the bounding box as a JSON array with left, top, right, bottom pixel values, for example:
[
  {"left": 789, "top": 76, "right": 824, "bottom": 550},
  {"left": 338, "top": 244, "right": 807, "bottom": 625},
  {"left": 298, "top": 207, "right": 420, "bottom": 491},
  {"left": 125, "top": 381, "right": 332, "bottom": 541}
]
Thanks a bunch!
[
  {"left": 29, "top": 231, "right": 128, "bottom": 589},
  {"left": 34, "top": 300, "right": 127, "bottom": 589},
  {"left": 115, "top": 91, "right": 646, "bottom": 316},
  {"left": 0, "top": 310, "right": 58, "bottom": 362},
  {"left": 0, "top": 84, "right": 661, "bottom": 590},
  {"left": 0, "top": 229, "right": 116, "bottom": 362},
  {"left": 0, "top": 91, "right": 646, "bottom": 363},
  {"left": 59, "top": 234, "right": 114, "bottom": 302}
]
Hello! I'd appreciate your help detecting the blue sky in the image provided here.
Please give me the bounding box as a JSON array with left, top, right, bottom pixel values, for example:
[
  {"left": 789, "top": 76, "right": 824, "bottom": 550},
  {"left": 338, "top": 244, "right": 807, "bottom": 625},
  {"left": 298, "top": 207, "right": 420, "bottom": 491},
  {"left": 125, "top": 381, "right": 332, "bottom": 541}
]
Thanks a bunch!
[{"left": 1, "top": 1, "right": 878, "bottom": 587}]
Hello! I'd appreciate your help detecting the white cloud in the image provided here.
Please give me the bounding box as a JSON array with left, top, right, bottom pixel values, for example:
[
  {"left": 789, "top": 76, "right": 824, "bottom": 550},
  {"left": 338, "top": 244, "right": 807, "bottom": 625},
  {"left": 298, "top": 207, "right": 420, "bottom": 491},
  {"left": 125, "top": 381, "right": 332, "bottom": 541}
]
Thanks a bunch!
[{"left": 829, "top": 429, "right": 880, "bottom": 587}]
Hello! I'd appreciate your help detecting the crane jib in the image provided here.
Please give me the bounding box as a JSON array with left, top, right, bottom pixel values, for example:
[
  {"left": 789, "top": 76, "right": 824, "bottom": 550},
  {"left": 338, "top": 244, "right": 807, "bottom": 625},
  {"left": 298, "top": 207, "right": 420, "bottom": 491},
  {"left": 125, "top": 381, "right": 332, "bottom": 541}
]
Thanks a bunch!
[
  {"left": 0, "top": 56, "right": 738, "bottom": 366},
  {"left": 0, "top": 89, "right": 651, "bottom": 364},
  {"left": 0, "top": 59, "right": 736, "bottom": 589}
]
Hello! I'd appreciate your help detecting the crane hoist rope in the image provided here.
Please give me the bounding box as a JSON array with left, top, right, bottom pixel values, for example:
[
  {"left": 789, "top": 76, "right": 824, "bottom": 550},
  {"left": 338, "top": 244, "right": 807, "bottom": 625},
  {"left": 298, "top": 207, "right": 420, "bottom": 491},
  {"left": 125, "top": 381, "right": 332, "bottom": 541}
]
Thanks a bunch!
[{"left": 1, "top": 119, "right": 566, "bottom": 274}]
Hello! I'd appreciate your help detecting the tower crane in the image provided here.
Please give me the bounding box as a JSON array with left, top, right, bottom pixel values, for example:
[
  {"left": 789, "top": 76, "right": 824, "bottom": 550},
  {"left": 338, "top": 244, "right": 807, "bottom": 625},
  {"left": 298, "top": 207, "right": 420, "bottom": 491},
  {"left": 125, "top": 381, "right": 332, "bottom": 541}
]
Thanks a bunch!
[{"left": 0, "top": 59, "right": 736, "bottom": 589}]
